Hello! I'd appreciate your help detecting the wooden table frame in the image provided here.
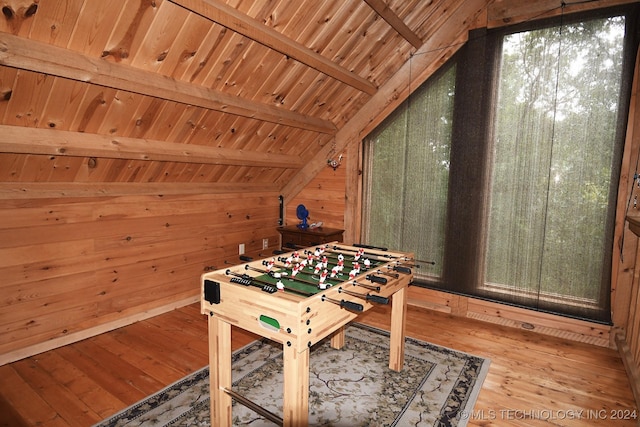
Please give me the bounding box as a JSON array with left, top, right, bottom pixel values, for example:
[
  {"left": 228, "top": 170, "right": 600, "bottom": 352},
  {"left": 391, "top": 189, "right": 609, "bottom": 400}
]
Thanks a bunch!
[{"left": 201, "top": 244, "right": 412, "bottom": 427}]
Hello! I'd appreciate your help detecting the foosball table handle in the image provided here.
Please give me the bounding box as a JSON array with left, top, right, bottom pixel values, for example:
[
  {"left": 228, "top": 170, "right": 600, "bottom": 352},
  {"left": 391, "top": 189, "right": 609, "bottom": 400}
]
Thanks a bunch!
[
  {"left": 340, "top": 300, "right": 364, "bottom": 312},
  {"left": 366, "top": 274, "right": 387, "bottom": 285},
  {"left": 322, "top": 295, "right": 364, "bottom": 312},
  {"left": 366, "top": 294, "right": 389, "bottom": 305},
  {"left": 393, "top": 266, "right": 412, "bottom": 274}
]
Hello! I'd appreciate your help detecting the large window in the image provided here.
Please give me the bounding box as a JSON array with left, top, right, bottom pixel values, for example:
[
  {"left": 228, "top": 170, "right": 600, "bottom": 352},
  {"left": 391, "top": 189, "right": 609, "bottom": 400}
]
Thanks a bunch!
[
  {"left": 362, "top": 6, "right": 638, "bottom": 322},
  {"left": 363, "top": 64, "right": 456, "bottom": 278},
  {"left": 485, "top": 17, "right": 627, "bottom": 311}
]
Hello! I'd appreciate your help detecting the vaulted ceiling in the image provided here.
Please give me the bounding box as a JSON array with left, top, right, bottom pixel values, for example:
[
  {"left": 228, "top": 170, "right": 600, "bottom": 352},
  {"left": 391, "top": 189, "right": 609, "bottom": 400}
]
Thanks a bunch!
[{"left": 0, "top": 0, "right": 628, "bottom": 198}]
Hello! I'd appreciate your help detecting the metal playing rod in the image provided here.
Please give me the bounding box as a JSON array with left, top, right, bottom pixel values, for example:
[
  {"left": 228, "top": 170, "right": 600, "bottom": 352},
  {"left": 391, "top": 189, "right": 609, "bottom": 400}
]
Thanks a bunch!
[
  {"left": 330, "top": 244, "right": 402, "bottom": 259},
  {"left": 375, "top": 269, "right": 399, "bottom": 279},
  {"left": 352, "top": 243, "right": 388, "bottom": 251},
  {"left": 223, "top": 387, "right": 283, "bottom": 427},
  {"left": 328, "top": 245, "right": 413, "bottom": 264},
  {"left": 351, "top": 280, "right": 380, "bottom": 292},
  {"left": 415, "top": 259, "right": 436, "bottom": 265}
]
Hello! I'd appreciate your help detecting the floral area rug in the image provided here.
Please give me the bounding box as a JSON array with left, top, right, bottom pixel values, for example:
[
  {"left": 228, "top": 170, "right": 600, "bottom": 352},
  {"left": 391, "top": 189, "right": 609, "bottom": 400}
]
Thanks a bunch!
[{"left": 94, "top": 323, "right": 490, "bottom": 427}]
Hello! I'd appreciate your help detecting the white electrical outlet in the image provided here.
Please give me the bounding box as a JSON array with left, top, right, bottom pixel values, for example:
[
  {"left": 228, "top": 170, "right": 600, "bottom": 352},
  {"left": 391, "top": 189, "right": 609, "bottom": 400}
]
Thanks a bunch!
[
  {"left": 262, "top": 238, "right": 269, "bottom": 249},
  {"left": 239, "top": 243, "right": 245, "bottom": 255}
]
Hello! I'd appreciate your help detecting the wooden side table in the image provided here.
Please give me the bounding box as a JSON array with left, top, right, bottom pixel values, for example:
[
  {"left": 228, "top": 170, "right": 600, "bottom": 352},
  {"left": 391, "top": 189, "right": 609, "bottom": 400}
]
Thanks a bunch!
[{"left": 277, "top": 225, "right": 344, "bottom": 248}]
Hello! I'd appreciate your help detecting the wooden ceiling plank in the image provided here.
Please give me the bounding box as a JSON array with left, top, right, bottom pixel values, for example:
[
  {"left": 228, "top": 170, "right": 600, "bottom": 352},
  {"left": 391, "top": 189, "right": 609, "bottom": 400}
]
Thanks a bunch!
[
  {"left": 179, "top": 23, "right": 231, "bottom": 87},
  {"left": 2, "top": 70, "right": 55, "bottom": 128},
  {"left": 96, "top": 90, "right": 149, "bottom": 137},
  {"left": 17, "top": 154, "right": 47, "bottom": 181},
  {"left": 168, "top": 0, "right": 378, "bottom": 96},
  {"left": 27, "top": 0, "right": 85, "bottom": 47},
  {"left": 198, "top": 30, "right": 250, "bottom": 91},
  {"left": 38, "top": 78, "right": 90, "bottom": 131},
  {"left": 125, "top": 97, "right": 167, "bottom": 140},
  {"left": 66, "top": 0, "right": 128, "bottom": 56},
  {"left": 0, "top": 66, "right": 19, "bottom": 123},
  {"left": 156, "top": 160, "right": 184, "bottom": 183},
  {"left": 129, "top": 0, "right": 190, "bottom": 73},
  {"left": 185, "top": 163, "right": 208, "bottom": 183},
  {"left": 135, "top": 159, "right": 169, "bottom": 183},
  {"left": 364, "top": 0, "right": 422, "bottom": 49},
  {"left": 154, "top": 103, "right": 206, "bottom": 144},
  {"left": 0, "top": 153, "right": 27, "bottom": 182},
  {"left": 200, "top": 109, "right": 247, "bottom": 149},
  {"left": 0, "top": 33, "right": 337, "bottom": 135},
  {"left": 158, "top": 13, "right": 214, "bottom": 81},
  {"left": 99, "top": 0, "right": 160, "bottom": 65},
  {"left": 43, "top": 154, "right": 83, "bottom": 183},
  {"left": 297, "top": 0, "right": 346, "bottom": 48},
  {"left": 66, "top": 84, "right": 117, "bottom": 134},
  {"left": 0, "top": 125, "right": 303, "bottom": 169}
]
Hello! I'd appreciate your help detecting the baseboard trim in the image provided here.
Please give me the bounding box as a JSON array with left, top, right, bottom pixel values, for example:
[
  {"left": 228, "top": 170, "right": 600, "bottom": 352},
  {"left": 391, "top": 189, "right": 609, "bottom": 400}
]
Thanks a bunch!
[
  {"left": 407, "top": 286, "right": 612, "bottom": 347},
  {"left": 466, "top": 310, "right": 611, "bottom": 347}
]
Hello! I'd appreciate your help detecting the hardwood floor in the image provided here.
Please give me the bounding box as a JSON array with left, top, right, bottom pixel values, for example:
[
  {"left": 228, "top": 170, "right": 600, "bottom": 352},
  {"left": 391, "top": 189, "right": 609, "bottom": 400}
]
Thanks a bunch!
[{"left": 0, "top": 303, "right": 637, "bottom": 426}]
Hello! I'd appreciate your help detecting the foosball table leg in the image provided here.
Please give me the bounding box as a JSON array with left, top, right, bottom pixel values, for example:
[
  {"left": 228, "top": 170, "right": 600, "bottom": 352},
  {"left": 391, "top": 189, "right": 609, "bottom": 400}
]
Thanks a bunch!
[
  {"left": 282, "top": 344, "right": 310, "bottom": 427},
  {"left": 389, "top": 286, "right": 407, "bottom": 372},
  {"left": 330, "top": 326, "right": 345, "bottom": 349},
  {"left": 208, "top": 315, "right": 233, "bottom": 427}
]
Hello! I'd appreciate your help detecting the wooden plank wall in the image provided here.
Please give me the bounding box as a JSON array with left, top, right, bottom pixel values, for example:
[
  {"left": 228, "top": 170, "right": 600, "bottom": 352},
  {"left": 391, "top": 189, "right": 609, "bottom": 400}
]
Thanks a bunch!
[
  {"left": 286, "top": 157, "right": 346, "bottom": 231},
  {"left": 614, "top": 40, "right": 640, "bottom": 406},
  {"left": 0, "top": 188, "right": 281, "bottom": 365}
]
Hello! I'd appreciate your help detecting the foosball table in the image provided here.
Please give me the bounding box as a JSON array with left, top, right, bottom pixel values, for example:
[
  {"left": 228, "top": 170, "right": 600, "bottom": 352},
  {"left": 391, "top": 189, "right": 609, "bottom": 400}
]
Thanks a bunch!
[{"left": 200, "top": 242, "right": 414, "bottom": 427}]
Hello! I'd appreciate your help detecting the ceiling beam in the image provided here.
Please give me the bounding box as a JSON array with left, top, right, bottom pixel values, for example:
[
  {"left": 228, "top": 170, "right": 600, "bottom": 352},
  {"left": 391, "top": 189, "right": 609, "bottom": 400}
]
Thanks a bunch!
[
  {"left": 0, "top": 182, "right": 279, "bottom": 199},
  {"left": 364, "top": 0, "right": 423, "bottom": 49},
  {"left": 0, "top": 125, "right": 303, "bottom": 169},
  {"left": 169, "top": 0, "right": 378, "bottom": 96},
  {"left": 0, "top": 33, "right": 336, "bottom": 135}
]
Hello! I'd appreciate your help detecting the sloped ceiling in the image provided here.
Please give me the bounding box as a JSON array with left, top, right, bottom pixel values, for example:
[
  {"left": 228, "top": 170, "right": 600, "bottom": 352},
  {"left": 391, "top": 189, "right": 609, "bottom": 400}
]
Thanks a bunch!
[
  {"left": 0, "top": 0, "right": 626, "bottom": 198},
  {"left": 0, "top": 0, "right": 467, "bottom": 196}
]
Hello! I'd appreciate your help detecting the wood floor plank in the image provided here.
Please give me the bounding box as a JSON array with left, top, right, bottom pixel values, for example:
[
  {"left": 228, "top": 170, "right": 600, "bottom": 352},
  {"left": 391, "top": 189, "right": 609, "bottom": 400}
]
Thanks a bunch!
[
  {"left": 0, "top": 394, "right": 30, "bottom": 427},
  {"left": 24, "top": 350, "right": 124, "bottom": 421},
  {"left": 140, "top": 314, "right": 210, "bottom": 358},
  {"left": 0, "top": 303, "right": 636, "bottom": 427},
  {"left": 56, "top": 342, "right": 150, "bottom": 402},
  {"left": 11, "top": 358, "right": 99, "bottom": 427},
  {"left": 0, "top": 364, "right": 70, "bottom": 427},
  {"left": 90, "top": 332, "right": 186, "bottom": 388},
  {"left": 115, "top": 321, "right": 207, "bottom": 374}
]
